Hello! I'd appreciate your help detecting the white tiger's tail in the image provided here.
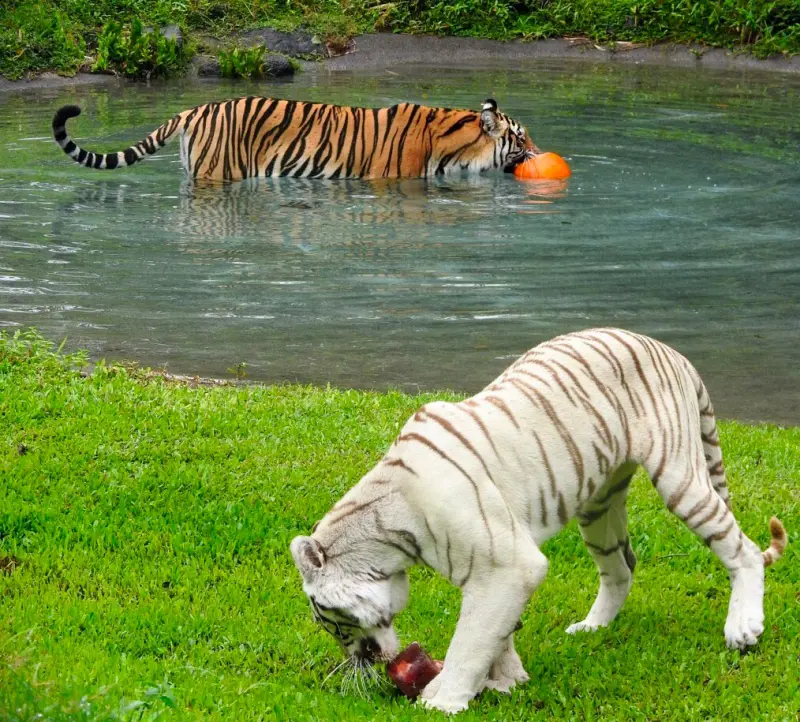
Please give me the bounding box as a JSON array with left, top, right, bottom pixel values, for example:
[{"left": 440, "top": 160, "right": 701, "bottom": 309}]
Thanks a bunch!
[
  {"left": 762, "top": 517, "right": 787, "bottom": 567},
  {"left": 52, "top": 105, "right": 183, "bottom": 170}
]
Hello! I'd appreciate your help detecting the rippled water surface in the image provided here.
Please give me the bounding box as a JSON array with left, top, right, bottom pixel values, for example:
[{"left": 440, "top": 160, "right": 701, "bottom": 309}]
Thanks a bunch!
[{"left": 1, "top": 63, "right": 798, "bottom": 422}]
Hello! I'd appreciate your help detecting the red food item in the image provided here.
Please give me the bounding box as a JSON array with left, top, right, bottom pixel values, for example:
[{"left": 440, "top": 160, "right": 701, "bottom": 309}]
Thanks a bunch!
[
  {"left": 514, "top": 152, "right": 571, "bottom": 180},
  {"left": 386, "top": 642, "right": 443, "bottom": 699}
]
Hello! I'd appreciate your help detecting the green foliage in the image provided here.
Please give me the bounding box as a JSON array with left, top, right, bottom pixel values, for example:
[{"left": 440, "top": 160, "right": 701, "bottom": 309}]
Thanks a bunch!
[
  {"left": 218, "top": 44, "right": 268, "bottom": 77},
  {"left": 1, "top": 329, "right": 799, "bottom": 720},
  {"left": 1, "top": 0, "right": 798, "bottom": 78},
  {"left": 358, "top": 0, "right": 800, "bottom": 56},
  {"left": 0, "top": 2, "right": 85, "bottom": 79},
  {"left": 92, "top": 18, "right": 188, "bottom": 77}
]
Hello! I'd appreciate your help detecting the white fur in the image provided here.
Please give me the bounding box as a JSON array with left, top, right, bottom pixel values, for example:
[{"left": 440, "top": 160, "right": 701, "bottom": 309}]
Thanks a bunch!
[{"left": 291, "top": 328, "right": 786, "bottom": 714}]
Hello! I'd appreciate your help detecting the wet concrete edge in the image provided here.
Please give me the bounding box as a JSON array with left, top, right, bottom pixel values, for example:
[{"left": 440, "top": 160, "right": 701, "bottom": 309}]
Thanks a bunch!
[{"left": 2, "top": 33, "right": 798, "bottom": 94}]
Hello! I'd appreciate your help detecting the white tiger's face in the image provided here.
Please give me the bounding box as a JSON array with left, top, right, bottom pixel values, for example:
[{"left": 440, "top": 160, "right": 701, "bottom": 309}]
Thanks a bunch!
[{"left": 290, "top": 536, "right": 409, "bottom": 662}]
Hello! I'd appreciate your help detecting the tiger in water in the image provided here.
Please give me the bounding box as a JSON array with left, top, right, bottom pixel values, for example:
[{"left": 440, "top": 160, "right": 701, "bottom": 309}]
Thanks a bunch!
[
  {"left": 290, "top": 328, "right": 787, "bottom": 714},
  {"left": 52, "top": 98, "right": 537, "bottom": 182}
]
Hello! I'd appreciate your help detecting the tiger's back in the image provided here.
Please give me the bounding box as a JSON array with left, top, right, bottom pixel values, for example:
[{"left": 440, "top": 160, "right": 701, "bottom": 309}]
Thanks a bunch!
[{"left": 52, "top": 97, "right": 536, "bottom": 182}]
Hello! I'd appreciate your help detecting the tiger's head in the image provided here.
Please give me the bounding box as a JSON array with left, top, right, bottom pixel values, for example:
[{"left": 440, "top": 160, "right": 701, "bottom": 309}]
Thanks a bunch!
[
  {"left": 480, "top": 99, "right": 539, "bottom": 172},
  {"left": 290, "top": 534, "right": 410, "bottom": 663},
  {"left": 436, "top": 98, "right": 538, "bottom": 175}
]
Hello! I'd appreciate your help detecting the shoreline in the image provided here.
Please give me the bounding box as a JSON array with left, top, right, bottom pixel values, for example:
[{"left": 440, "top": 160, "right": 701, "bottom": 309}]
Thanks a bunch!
[{"left": 2, "top": 33, "right": 799, "bottom": 93}]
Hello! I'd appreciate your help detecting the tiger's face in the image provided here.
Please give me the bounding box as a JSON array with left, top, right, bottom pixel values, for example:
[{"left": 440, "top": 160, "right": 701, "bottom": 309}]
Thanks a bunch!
[
  {"left": 479, "top": 99, "right": 539, "bottom": 173},
  {"left": 290, "top": 535, "right": 410, "bottom": 662}
]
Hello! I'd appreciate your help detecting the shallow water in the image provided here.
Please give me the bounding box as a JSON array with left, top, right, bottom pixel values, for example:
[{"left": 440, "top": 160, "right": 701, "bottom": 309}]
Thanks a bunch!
[{"left": 0, "top": 62, "right": 798, "bottom": 423}]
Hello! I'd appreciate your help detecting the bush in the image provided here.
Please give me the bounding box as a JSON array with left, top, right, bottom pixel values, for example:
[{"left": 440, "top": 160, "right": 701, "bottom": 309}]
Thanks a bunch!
[
  {"left": 218, "top": 44, "right": 268, "bottom": 78},
  {"left": 92, "top": 18, "right": 188, "bottom": 77},
  {"left": 0, "top": 2, "right": 85, "bottom": 79}
]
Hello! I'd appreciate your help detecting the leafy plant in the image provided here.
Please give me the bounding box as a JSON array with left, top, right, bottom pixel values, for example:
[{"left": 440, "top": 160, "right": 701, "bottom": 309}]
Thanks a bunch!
[
  {"left": 0, "top": 2, "right": 85, "bottom": 79},
  {"left": 218, "top": 44, "right": 268, "bottom": 78},
  {"left": 92, "top": 18, "right": 188, "bottom": 78}
]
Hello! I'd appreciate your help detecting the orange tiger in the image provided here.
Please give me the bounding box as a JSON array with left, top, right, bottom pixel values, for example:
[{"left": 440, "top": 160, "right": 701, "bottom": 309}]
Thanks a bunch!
[{"left": 52, "top": 98, "right": 538, "bottom": 182}]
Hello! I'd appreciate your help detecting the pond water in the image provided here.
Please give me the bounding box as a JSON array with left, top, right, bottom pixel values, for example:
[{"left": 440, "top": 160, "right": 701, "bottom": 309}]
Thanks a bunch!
[{"left": 0, "top": 62, "right": 798, "bottom": 423}]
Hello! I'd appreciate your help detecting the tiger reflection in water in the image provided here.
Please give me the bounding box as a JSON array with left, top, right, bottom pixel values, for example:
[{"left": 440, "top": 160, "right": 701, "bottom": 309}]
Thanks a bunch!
[{"left": 172, "top": 174, "right": 567, "bottom": 253}]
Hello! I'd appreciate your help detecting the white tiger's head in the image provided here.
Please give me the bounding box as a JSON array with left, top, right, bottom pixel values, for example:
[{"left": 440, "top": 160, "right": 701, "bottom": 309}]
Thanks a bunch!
[{"left": 290, "top": 535, "right": 410, "bottom": 662}]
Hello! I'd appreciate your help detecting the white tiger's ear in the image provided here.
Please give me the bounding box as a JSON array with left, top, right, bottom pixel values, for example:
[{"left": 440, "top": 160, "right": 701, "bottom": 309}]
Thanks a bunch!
[
  {"left": 290, "top": 536, "right": 326, "bottom": 578},
  {"left": 480, "top": 98, "right": 501, "bottom": 137}
]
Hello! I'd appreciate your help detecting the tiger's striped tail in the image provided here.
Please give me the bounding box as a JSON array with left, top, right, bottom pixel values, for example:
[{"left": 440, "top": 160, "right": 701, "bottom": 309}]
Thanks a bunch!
[{"left": 52, "top": 105, "right": 183, "bottom": 170}]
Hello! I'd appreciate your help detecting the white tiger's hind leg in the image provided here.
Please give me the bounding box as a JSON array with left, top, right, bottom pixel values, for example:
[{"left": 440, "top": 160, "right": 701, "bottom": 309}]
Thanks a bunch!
[
  {"left": 648, "top": 447, "right": 766, "bottom": 650},
  {"left": 567, "top": 467, "right": 637, "bottom": 634}
]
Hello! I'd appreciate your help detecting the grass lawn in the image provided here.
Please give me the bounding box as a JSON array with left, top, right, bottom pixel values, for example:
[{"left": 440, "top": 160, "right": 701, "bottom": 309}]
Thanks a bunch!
[{"left": 1, "top": 330, "right": 798, "bottom": 721}]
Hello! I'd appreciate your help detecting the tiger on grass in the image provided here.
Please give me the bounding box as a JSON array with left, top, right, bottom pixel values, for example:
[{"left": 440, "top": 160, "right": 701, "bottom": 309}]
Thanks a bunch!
[
  {"left": 52, "top": 98, "right": 537, "bottom": 182},
  {"left": 290, "top": 328, "right": 787, "bottom": 715}
]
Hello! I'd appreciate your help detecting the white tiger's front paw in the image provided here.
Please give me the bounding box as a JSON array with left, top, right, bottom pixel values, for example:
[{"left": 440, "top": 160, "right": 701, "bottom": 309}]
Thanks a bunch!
[
  {"left": 484, "top": 648, "right": 529, "bottom": 693},
  {"left": 565, "top": 620, "right": 602, "bottom": 634},
  {"left": 482, "top": 672, "right": 525, "bottom": 694},
  {"left": 420, "top": 676, "right": 472, "bottom": 715},
  {"left": 420, "top": 691, "right": 471, "bottom": 715}
]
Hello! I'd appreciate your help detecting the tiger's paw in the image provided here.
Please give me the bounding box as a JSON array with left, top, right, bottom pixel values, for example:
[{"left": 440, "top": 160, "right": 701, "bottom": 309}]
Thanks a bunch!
[
  {"left": 483, "top": 648, "right": 529, "bottom": 693},
  {"left": 724, "top": 609, "right": 764, "bottom": 650},
  {"left": 565, "top": 620, "right": 602, "bottom": 634},
  {"left": 419, "top": 676, "right": 471, "bottom": 715}
]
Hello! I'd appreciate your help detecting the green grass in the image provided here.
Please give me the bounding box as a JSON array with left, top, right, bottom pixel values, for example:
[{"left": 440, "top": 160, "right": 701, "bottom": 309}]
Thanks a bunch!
[
  {"left": 1, "top": 329, "right": 798, "bottom": 721},
  {"left": 1, "top": 0, "right": 799, "bottom": 78}
]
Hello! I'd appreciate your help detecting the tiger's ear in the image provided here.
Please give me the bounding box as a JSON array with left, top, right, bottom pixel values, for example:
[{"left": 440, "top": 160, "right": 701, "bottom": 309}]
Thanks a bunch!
[
  {"left": 481, "top": 98, "right": 501, "bottom": 136},
  {"left": 290, "top": 536, "right": 326, "bottom": 577}
]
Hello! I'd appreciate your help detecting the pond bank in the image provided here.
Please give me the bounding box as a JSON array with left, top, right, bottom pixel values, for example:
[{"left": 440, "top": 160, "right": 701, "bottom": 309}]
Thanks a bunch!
[{"left": 2, "top": 31, "right": 799, "bottom": 93}]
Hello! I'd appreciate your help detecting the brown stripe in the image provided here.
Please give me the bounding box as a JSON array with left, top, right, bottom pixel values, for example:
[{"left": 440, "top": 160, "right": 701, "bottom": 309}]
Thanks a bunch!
[
  {"left": 708, "top": 460, "right": 725, "bottom": 476},
  {"left": 704, "top": 517, "right": 734, "bottom": 545},
  {"left": 557, "top": 492, "right": 568, "bottom": 525},
  {"left": 457, "top": 546, "right": 475, "bottom": 587},
  {"left": 383, "top": 457, "right": 418, "bottom": 476},
  {"left": 509, "top": 377, "right": 586, "bottom": 497},
  {"left": 691, "top": 496, "right": 721, "bottom": 530},
  {"left": 327, "top": 494, "right": 392, "bottom": 525},
  {"left": 580, "top": 335, "right": 643, "bottom": 417},
  {"left": 604, "top": 330, "right": 662, "bottom": 425},
  {"left": 539, "top": 487, "right": 548, "bottom": 527},
  {"left": 701, "top": 431, "right": 720, "bottom": 447},
  {"left": 532, "top": 431, "right": 557, "bottom": 497},
  {"left": 424, "top": 409, "right": 495, "bottom": 482},
  {"left": 681, "top": 487, "right": 713, "bottom": 523},
  {"left": 483, "top": 394, "right": 521, "bottom": 429},
  {"left": 666, "top": 465, "right": 695, "bottom": 512},
  {"left": 457, "top": 404, "right": 499, "bottom": 457},
  {"left": 397, "top": 431, "right": 494, "bottom": 557}
]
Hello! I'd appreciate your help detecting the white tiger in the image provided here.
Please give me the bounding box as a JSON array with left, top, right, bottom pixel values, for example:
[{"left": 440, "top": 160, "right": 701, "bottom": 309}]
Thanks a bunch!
[{"left": 290, "top": 328, "right": 787, "bottom": 714}]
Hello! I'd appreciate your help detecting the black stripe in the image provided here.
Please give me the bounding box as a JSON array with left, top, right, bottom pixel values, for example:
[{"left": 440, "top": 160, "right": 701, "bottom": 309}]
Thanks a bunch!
[
  {"left": 440, "top": 114, "right": 478, "bottom": 138},
  {"left": 63, "top": 141, "right": 76, "bottom": 154}
]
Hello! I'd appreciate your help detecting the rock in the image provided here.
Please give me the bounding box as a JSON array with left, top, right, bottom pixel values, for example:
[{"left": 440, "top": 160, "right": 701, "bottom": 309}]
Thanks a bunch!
[
  {"left": 262, "top": 54, "right": 295, "bottom": 77},
  {"left": 141, "top": 24, "right": 184, "bottom": 47},
  {"left": 194, "top": 54, "right": 221, "bottom": 77},
  {"left": 160, "top": 25, "right": 183, "bottom": 47},
  {"left": 235, "top": 28, "right": 326, "bottom": 58}
]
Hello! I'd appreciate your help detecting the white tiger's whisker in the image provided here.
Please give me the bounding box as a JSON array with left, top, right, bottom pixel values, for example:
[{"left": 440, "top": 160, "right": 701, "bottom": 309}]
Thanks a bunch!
[{"left": 322, "top": 657, "right": 351, "bottom": 688}]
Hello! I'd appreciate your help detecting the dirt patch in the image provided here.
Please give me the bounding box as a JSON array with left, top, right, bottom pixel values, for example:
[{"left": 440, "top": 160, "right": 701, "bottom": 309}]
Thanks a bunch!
[{"left": 0, "top": 555, "right": 21, "bottom": 575}]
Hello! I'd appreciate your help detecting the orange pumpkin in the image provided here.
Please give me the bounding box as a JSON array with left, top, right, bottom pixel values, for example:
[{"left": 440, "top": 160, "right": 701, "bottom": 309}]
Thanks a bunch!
[{"left": 514, "top": 152, "right": 571, "bottom": 180}]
